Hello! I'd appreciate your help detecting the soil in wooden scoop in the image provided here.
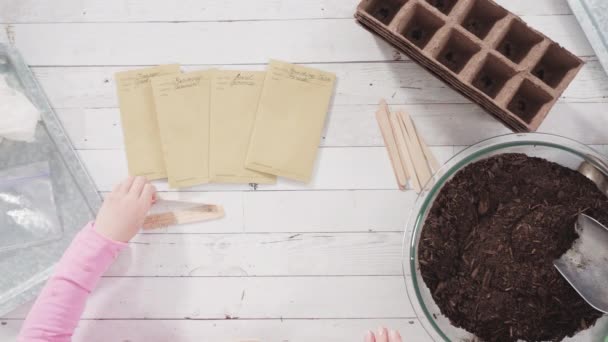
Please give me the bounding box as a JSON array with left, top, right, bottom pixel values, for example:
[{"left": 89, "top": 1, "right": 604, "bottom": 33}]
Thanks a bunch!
[{"left": 419, "top": 153, "right": 605, "bottom": 342}]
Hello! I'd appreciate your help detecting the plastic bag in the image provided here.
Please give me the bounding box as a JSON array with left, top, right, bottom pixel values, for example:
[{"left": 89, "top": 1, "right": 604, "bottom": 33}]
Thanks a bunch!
[
  {"left": 0, "top": 74, "right": 40, "bottom": 143},
  {"left": 0, "top": 161, "right": 62, "bottom": 253}
]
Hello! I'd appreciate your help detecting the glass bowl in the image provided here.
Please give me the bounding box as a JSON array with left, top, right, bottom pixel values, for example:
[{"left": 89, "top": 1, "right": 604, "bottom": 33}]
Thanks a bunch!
[{"left": 404, "top": 133, "right": 608, "bottom": 341}]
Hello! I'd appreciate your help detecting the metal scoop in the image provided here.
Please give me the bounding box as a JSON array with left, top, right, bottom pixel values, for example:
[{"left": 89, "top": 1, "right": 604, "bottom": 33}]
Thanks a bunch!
[
  {"left": 552, "top": 160, "right": 608, "bottom": 314},
  {"left": 554, "top": 214, "right": 608, "bottom": 313}
]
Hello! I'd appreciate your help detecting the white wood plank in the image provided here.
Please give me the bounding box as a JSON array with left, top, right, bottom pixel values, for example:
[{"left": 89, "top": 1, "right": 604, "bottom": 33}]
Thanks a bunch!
[
  {"left": 105, "top": 232, "right": 403, "bottom": 276},
  {"left": 257, "top": 146, "right": 451, "bottom": 191},
  {"left": 32, "top": 60, "right": 608, "bottom": 111},
  {"left": 522, "top": 15, "right": 592, "bottom": 57},
  {"left": 412, "top": 103, "right": 608, "bottom": 146},
  {"left": 243, "top": 190, "right": 413, "bottom": 233},
  {"left": 55, "top": 103, "right": 608, "bottom": 151},
  {"left": 452, "top": 145, "right": 469, "bottom": 155},
  {"left": 140, "top": 190, "right": 413, "bottom": 233},
  {"left": 78, "top": 147, "right": 454, "bottom": 192},
  {"left": 33, "top": 63, "right": 464, "bottom": 109},
  {"left": 0, "top": 0, "right": 570, "bottom": 23},
  {"left": 0, "top": 20, "right": 392, "bottom": 65},
  {"left": 0, "top": 0, "right": 354, "bottom": 23},
  {"left": 0, "top": 318, "right": 433, "bottom": 342},
  {"left": 4, "top": 276, "right": 413, "bottom": 319},
  {"left": 498, "top": 0, "right": 572, "bottom": 16},
  {"left": 560, "top": 60, "right": 608, "bottom": 102},
  {"left": 141, "top": 190, "right": 413, "bottom": 233},
  {"left": 0, "top": 16, "right": 593, "bottom": 66},
  {"left": 328, "top": 102, "right": 608, "bottom": 146}
]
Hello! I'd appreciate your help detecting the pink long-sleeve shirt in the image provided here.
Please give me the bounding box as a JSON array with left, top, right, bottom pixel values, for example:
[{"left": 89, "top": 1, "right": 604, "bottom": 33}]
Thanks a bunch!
[{"left": 18, "top": 222, "right": 126, "bottom": 342}]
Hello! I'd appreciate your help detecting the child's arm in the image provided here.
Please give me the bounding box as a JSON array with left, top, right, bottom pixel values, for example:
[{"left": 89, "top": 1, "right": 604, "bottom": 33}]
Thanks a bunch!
[
  {"left": 17, "top": 223, "right": 126, "bottom": 342},
  {"left": 18, "top": 176, "right": 155, "bottom": 342}
]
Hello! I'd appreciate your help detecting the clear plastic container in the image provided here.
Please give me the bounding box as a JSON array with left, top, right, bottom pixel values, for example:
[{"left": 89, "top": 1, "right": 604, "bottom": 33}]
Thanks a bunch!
[
  {"left": 404, "top": 133, "right": 608, "bottom": 341},
  {"left": 0, "top": 44, "right": 101, "bottom": 316},
  {"left": 0, "top": 161, "right": 62, "bottom": 252}
]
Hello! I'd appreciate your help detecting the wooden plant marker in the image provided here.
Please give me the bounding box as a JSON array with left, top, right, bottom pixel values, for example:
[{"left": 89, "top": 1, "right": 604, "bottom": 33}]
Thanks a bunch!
[
  {"left": 398, "top": 111, "right": 432, "bottom": 190},
  {"left": 392, "top": 112, "right": 420, "bottom": 192},
  {"left": 418, "top": 131, "right": 440, "bottom": 174},
  {"left": 375, "top": 99, "right": 408, "bottom": 190},
  {"left": 388, "top": 110, "right": 420, "bottom": 192},
  {"left": 143, "top": 200, "right": 225, "bottom": 230},
  {"left": 402, "top": 110, "right": 440, "bottom": 174}
]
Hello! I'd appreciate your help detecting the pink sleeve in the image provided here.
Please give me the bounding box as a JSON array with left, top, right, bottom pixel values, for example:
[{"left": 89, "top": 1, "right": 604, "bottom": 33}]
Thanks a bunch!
[{"left": 18, "top": 222, "right": 127, "bottom": 342}]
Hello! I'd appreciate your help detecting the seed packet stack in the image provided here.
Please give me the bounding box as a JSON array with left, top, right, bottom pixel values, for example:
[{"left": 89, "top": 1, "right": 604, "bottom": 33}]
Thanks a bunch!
[{"left": 115, "top": 60, "right": 336, "bottom": 188}]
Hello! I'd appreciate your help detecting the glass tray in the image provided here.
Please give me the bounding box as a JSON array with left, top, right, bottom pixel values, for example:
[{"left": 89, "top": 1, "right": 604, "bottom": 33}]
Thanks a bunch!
[
  {"left": 405, "top": 133, "right": 608, "bottom": 341},
  {"left": 0, "top": 43, "right": 101, "bottom": 316},
  {"left": 569, "top": 0, "right": 608, "bottom": 75}
]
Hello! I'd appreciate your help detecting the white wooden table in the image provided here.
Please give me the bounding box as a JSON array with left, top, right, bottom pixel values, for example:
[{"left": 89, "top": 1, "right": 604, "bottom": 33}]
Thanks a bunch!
[{"left": 1, "top": 0, "right": 607, "bottom": 341}]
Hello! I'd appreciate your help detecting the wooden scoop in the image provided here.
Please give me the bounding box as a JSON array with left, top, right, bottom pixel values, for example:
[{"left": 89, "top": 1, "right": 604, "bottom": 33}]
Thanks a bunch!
[{"left": 143, "top": 199, "right": 224, "bottom": 230}]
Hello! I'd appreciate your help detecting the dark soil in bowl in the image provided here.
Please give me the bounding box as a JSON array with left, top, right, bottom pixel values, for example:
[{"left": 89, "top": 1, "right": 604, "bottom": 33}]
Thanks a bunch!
[{"left": 419, "top": 153, "right": 605, "bottom": 342}]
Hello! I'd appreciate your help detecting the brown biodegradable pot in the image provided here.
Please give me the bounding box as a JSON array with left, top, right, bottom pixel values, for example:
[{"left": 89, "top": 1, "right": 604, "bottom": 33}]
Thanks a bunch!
[{"left": 354, "top": 0, "right": 584, "bottom": 132}]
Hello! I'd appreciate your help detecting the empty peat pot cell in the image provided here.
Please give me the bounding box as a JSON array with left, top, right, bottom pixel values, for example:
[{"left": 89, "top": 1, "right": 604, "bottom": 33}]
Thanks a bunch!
[
  {"left": 461, "top": 0, "right": 508, "bottom": 40},
  {"left": 496, "top": 19, "right": 543, "bottom": 64},
  {"left": 400, "top": 4, "right": 445, "bottom": 49},
  {"left": 425, "top": 0, "right": 457, "bottom": 15},
  {"left": 507, "top": 79, "right": 552, "bottom": 123},
  {"left": 532, "top": 43, "right": 581, "bottom": 88},
  {"left": 437, "top": 29, "right": 481, "bottom": 73},
  {"left": 472, "top": 54, "right": 515, "bottom": 98},
  {"left": 363, "top": 0, "right": 409, "bottom": 25}
]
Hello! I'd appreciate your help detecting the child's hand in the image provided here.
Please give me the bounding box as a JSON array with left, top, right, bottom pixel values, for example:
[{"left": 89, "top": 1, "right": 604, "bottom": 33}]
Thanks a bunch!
[
  {"left": 94, "top": 176, "right": 156, "bottom": 242},
  {"left": 365, "top": 327, "right": 402, "bottom": 342}
]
